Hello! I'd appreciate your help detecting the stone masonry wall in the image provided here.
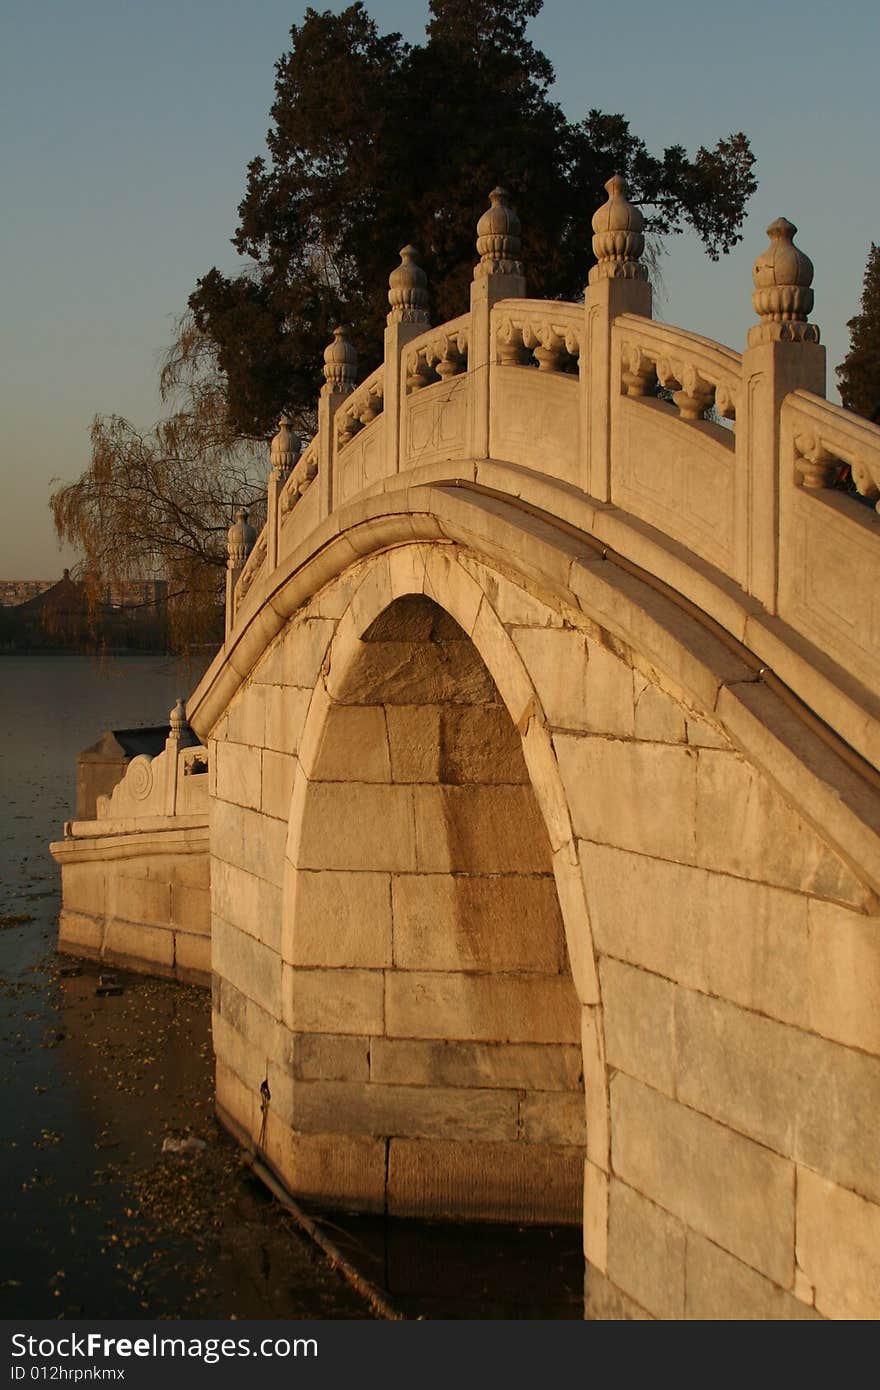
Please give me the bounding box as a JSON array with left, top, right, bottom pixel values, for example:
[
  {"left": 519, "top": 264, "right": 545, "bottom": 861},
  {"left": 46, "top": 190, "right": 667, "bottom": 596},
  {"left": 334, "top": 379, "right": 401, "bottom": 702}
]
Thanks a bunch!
[{"left": 207, "top": 540, "right": 880, "bottom": 1318}]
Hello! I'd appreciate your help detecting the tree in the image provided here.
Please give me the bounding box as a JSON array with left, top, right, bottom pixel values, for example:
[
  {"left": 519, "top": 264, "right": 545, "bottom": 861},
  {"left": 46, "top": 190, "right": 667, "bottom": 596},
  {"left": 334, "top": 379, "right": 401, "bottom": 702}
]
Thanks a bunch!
[
  {"left": 191, "top": 0, "right": 757, "bottom": 437},
  {"left": 837, "top": 243, "right": 880, "bottom": 423},
  {"left": 54, "top": 0, "right": 757, "bottom": 650}
]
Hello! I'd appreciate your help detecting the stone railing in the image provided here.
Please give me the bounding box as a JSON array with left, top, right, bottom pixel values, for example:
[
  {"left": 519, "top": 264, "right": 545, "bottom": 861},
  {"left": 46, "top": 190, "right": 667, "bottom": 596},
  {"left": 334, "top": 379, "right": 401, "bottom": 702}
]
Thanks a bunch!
[
  {"left": 216, "top": 181, "right": 880, "bottom": 769},
  {"left": 613, "top": 315, "right": 742, "bottom": 420},
  {"left": 493, "top": 298, "right": 582, "bottom": 372},
  {"left": 404, "top": 316, "right": 469, "bottom": 392},
  {"left": 336, "top": 366, "right": 385, "bottom": 446}
]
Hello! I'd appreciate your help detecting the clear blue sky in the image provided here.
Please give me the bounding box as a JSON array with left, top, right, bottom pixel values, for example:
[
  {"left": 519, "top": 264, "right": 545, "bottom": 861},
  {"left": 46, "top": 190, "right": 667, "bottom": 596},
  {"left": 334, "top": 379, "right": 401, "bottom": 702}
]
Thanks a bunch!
[{"left": 3, "top": 0, "right": 878, "bottom": 577}]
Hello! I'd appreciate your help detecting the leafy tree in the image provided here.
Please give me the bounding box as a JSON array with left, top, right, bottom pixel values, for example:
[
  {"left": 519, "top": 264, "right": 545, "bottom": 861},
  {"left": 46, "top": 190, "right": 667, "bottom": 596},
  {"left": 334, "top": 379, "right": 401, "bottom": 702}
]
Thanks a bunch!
[
  {"left": 192, "top": 0, "right": 757, "bottom": 437},
  {"left": 53, "top": 0, "right": 757, "bottom": 650},
  {"left": 837, "top": 243, "right": 880, "bottom": 423}
]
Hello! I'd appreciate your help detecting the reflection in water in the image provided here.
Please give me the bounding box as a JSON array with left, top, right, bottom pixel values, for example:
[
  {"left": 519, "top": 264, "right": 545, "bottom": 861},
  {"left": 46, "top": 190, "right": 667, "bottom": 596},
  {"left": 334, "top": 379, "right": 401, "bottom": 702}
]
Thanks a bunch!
[{"left": 0, "top": 654, "right": 583, "bottom": 1318}]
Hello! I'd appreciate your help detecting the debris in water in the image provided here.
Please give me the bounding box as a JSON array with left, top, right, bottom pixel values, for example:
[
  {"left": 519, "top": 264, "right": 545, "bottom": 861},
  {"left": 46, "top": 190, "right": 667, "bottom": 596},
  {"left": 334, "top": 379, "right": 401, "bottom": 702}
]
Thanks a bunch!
[
  {"left": 96, "top": 974, "right": 123, "bottom": 997},
  {"left": 161, "top": 1135, "right": 207, "bottom": 1156}
]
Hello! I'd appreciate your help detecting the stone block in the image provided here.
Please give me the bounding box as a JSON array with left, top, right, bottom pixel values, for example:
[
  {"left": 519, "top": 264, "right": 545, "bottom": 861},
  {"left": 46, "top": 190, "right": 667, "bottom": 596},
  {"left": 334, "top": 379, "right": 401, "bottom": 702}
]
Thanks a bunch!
[
  {"left": 694, "top": 747, "right": 862, "bottom": 904},
  {"left": 438, "top": 704, "right": 527, "bottom": 784},
  {"left": 423, "top": 547, "right": 484, "bottom": 634},
  {"left": 213, "top": 915, "right": 282, "bottom": 1018},
  {"left": 261, "top": 750, "right": 296, "bottom": 822},
  {"left": 387, "top": 1137, "right": 583, "bottom": 1224},
  {"left": 685, "top": 1233, "right": 820, "bottom": 1320},
  {"left": 412, "top": 785, "right": 550, "bottom": 873},
  {"left": 807, "top": 899, "right": 880, "bottom": 1055},
  {"left": 796, "top": 1166, "right": 880, "bottom": 1320},
  {"left": 108, "top": 872, "right": 171, "bottom": 927},
  {"left": 510, "top": 627, "right": 591, "bottom": 730},
  {"left": 391, "top": 873, "right": 563, "bottom": 972},
  {"left": 685, "top": 714, "right": 729, "bottom": 749},
  {"left": 610, "top": 1073, "right": 795, "bottom": 1286},
  {"left": 600, "top": 958, "right": 675, "bottom": 1096},
  {"left": 385, "top": 972, "right": 580, "bottom": 1045},
  {"left": 292, "top": 1033, "right": 370, "bottom": 1082},
  {"left": 519, "top": 1091, "right": 586, "bottom": 1146},
  {"left": 215, "top": 1057, "right": 256, "bottom": 1142},
  {"left": 471, "top": 596, "right": 535, "bottom": 729},
  {"left": 583, "top": 1160, "right": 608, "bottom": 1271},
  {"left": 520, "top": 718, "right": 575, "bottom": 855},
  {"left": 226, "top": 684, "right": 268, "bottom": 747},
  {"left": 633, "top": 677, "right": 687, "bottom": 743},
  {"left": 551, "top": 849, "right": 600, "bottom": 1004},
  {"left": 274, "top": 1127, "right": 387, "bottom": 1213},
  {"left": 280, "top": 616, "right": 335, "bottom": 689},
  {"left": 171, "top": 882, "right": 210, "bottom": 935},
  {"left": 62, "top": 862, "right": 107, "bottom": 917},
  {"left": 289, "top": 967, "right": 384, "bottom": 1035},
  {"left": 212, "top": 803, "right": 288, "bottom": 887},
  {"left": 218, "top": 976, "right": 248, "bottom": 1034},
  {"left": 215, "top": 741, "right": 262, "bottom": 812},
  {"left": 459, "top": 554, "right": 563, "bottom": 628},
  {"left": 580, "top": 842, "right": 810, "bottom": 1029},
  {"left": 581, "top": 1005, "right": 609, "bottom": 1168},
  {"left": 555, "top": 735, "right": 697, "bottom": 863},
  {"left": 245, "top": 995, "right": 290, "bottom": 1068},
  {"left": 311, "top": 705, "right": 391, "bottom": 782},
  {"left": 291, "top": 1079, "right": 518, "bottom": 1141},
  {"left": 583, "top": 1265, "right": 654, "bottom": 1320},
  {"left": 296, "top": 783, "right": 416, "bottom": 871},
  {"left": 172, "top": 853, "right": 210, "bottom": 889},
  {"left": 385, "top": 706, "right": 441, "bottom": 782},
  {"left": 58, "top": 909, "right": 103, "bottom": 954},
  {"left": 607, "top": 1179, "right": 686, "bottom": 1320},
  {"left": 369, "top": 1038, "right": 582, "bottom": 1091},
  {"left": 102, "top": 918, "right": 175, "bottom": 969},
  {"left": 675, "top": 988, "right": 880, "bottom": 1204},
  {"left": 212, "top": 859, "right": 282, "bottom": 953},
  {"left": 175, "top": 931, "right": 210, "bottom": 980},
  {"left": 264, "top": 685, "right": 312, "bottom": 756},
  {"left": 212, "top": 1011, "right": 266, "bottom": 1093},
  {"left": 291, "top": 869, "right": 392, "bottom": 968}
]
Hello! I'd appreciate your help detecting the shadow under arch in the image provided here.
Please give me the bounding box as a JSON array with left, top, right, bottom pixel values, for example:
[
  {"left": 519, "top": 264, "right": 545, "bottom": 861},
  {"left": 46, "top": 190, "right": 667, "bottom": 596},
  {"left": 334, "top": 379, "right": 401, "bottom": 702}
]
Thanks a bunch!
[{"left": 280, "top": 545, "right": 605, "bottom": 1236}]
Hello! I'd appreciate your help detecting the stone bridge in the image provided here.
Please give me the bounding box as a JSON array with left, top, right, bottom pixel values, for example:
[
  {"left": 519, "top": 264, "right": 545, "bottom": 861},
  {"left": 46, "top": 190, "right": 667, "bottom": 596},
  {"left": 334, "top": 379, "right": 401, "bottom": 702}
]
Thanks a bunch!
[{"left": 53, "top": 179, "right": 880, "bottom": 1319}]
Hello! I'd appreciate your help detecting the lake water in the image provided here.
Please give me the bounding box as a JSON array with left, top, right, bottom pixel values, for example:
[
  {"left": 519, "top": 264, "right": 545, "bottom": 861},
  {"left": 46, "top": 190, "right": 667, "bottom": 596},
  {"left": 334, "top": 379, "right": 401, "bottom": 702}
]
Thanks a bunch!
[{"left": 0, "top": 653, "right": 582, "bottom": 1319}]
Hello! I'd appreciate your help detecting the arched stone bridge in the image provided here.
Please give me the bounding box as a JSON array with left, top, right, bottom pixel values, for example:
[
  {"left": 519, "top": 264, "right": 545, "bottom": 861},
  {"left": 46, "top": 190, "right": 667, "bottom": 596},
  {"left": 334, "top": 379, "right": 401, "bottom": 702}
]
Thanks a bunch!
[{"left": 54, "top": 181, "right": 880, "bottom": 1319}]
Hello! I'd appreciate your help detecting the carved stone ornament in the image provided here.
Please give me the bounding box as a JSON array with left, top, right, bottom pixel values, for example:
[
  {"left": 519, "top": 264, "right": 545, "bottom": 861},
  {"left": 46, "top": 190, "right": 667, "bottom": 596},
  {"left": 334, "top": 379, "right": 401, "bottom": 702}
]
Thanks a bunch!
[
  {"left": 474, "top": 187, "right": 524, "bottom": 278},
  {"left": 620, "top": 342, "right": 657, "bottom": 397},
  {"left": 793, "top": 432, "right": 840, "bottom": 490},
  {"left": 322, "top": 325, "right": 358, "bottom": 395},
  {"left": 269, "top": 414, "right": 302, "bottom": 478},
  {"left": 388, "top": 246, "right": 430, "bottom": 325},
  {"left": 227, "top": 506, "right": 257, "bottom": 568},
  {"left": 589, "top": 175, "right": 648, "bottom": 285},
  {"left": 749, "top": 218, "right": 820, "bottom": 347}
]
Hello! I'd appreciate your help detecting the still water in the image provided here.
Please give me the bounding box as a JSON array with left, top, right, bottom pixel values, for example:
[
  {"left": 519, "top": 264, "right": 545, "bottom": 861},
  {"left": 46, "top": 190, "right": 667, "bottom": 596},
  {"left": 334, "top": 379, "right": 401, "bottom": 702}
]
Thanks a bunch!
[{"left": 0, "top": 654, "right": 582, "bottom": 1319}]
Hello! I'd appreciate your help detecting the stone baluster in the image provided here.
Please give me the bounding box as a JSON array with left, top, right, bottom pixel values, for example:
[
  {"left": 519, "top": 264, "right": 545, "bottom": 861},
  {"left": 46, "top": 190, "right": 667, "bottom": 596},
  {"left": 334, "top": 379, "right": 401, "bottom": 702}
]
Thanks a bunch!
[
  {"left": 584, "top": 174, "right": 653, "bottom": 501},
  {"left": 385, "top": 246, "right": 430, "bottom": 475},
  {"left": 225, "top": 505, "right": 256, "bottom": 639},
  {"left": 163, "top": 697, "right": 198, "bottom": 814},
  {"left": 319, "top": 326, "right": 357, "bottom": 519},
  {"left": 469, "top": 187, "right": 527, "bottom": 460},
  {"left": 267, "top": 414, "right": 301, "bottom": 571},
  {"left": 736, "top": 217, "right": 825, "bottom": 610}
]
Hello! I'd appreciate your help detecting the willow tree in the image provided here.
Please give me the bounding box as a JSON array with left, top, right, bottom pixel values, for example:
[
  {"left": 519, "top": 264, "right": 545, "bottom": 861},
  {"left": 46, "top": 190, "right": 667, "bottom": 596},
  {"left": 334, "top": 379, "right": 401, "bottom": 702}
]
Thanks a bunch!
[{"left": 53, "top": 0, "right": 757, "bottom": 650}]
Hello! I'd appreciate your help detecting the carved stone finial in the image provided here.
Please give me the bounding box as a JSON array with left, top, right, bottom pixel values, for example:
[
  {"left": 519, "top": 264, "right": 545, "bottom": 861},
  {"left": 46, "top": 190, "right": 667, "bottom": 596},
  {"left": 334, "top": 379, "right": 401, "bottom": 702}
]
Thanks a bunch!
[
  {"left": 269, "top": 413, "right": 301, "bottom": 477},
  {"left": 322, "top": 325, "right": 358, "bottom": 395},
  {"left": 388, "top": 246, "right": 430, "bottom": 326},
  {"left": 749, "top": 217, "right": 819, "bottom": 346},
  {"left": 227, "top": 505, "right": 256, "bottom": 569},
  {"left": 474, "top": 187, "right": 524, "bottom": 278},
  {"left": 589, "top": 175, "right": 647, "bottom": 285},
  {"left": 170, "top": 698, "right": 187, "bottom": 736}
]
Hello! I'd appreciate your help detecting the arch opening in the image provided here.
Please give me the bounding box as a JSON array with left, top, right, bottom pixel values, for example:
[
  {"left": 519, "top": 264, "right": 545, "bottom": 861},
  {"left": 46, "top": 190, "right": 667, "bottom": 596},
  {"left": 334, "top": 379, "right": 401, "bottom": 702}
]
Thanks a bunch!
[{"left": 284, "top": 594, "right": 586, "bottom": 1224}]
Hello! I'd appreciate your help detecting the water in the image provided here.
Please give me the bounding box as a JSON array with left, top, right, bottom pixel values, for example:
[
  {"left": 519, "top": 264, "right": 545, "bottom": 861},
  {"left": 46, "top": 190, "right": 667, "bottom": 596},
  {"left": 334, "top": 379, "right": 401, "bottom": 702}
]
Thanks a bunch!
[{"left": 0, "top": 653, "right": 583, "bottom": 1320}]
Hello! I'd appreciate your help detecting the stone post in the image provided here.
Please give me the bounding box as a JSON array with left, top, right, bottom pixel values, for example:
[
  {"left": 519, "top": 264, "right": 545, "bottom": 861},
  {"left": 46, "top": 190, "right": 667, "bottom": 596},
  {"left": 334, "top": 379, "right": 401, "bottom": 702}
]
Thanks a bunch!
[
  {"left": 267, "top": 415, "right": 301, "bottom": 572},
  {"left": 736, "top": 217, "right": 825, "bottom": 612},
  {"left": 384, "top": 246, "right": 430, "bottom": 476},
  {"left": 318, "top": 326, "right": 357, "bottom": 520},
  {"left": 163, "top": 697, "right": 198, "bottom": 814},
  {"left": 583, "top": 175, "right": 653, "bottom": 501},
  {"left": 468, "top": 188, "right": 527, "bottom": 460},
  {"left": 225, "top": 505, "right": 256, "bottom": 640}
]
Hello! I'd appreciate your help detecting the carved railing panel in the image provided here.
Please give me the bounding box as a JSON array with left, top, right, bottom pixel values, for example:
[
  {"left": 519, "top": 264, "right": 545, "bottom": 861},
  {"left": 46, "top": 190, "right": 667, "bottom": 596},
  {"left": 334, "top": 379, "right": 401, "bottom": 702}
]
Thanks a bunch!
[
  {"left": 492, "top": 298, "right": 582, "bottom": 374},
  {"left": 336, "top": 366, "right": 385, "bottom": 447},
  {"left": 404, "top": 316, "right": 469, "bottom": 394},
  {"left": 613, "top": 315, "right": 742, "bottom": 422}
]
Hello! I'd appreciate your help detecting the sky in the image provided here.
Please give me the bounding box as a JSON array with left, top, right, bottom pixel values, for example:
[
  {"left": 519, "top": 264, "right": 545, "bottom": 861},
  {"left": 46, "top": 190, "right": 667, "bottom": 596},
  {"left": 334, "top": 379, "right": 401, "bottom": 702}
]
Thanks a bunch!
[{"left": 2, "top": 0, "right": 879, "bottom": 578}]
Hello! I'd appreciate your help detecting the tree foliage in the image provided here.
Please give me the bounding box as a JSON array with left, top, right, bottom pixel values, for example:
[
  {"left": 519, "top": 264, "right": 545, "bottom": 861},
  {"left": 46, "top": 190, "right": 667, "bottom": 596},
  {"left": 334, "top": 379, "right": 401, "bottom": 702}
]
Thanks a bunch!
[
  {"left": 837, "top": 243, "right": 880, "bottom": 423},
  {"left": 191, "top": 0, "right": 757, "bottom": 437},
  {"left": 54, "top": 0, "right": 757, "bottom": 652}
]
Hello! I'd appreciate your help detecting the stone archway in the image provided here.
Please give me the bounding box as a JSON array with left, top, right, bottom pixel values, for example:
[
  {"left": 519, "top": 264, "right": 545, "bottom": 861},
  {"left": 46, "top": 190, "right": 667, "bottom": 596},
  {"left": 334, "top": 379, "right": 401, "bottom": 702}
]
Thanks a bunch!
[{"left": 282, "top": 592, "right": 585, "bottom": 1222}]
